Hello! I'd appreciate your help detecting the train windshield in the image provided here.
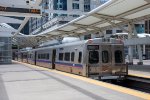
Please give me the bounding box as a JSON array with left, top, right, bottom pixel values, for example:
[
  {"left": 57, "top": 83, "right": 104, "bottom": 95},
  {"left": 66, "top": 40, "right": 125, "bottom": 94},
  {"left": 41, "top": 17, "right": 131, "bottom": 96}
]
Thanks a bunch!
[
  {"left": 89, "top": 51, "right": 99, "bottom": 64},
  {"left": 115, "top": 50, "right": 123, "bottom": 63}
]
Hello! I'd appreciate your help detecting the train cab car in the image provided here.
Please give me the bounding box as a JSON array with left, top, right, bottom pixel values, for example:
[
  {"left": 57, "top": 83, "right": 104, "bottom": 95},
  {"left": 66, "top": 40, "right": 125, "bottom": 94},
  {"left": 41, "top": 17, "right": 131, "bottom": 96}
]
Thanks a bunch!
[{"left": 86, "top": 38, "right": 127, "bottom": 79}]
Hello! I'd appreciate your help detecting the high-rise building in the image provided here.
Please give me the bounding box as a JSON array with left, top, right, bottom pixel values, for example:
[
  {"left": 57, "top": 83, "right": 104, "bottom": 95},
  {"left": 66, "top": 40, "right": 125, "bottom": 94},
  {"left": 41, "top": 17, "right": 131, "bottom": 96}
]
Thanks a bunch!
[
  {"left": 8, "top": 17, "right": 29, "bottom": 35},
  {"left": 29, "top": 0, "right": 102, "bottom": 35}
]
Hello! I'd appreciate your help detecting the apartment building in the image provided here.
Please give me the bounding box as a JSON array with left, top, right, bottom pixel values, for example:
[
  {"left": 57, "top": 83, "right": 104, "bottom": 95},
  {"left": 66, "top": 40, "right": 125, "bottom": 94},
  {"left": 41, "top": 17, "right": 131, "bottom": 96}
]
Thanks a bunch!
[{"left": 29, "top": 0, "right": 102, "bottom": 35}]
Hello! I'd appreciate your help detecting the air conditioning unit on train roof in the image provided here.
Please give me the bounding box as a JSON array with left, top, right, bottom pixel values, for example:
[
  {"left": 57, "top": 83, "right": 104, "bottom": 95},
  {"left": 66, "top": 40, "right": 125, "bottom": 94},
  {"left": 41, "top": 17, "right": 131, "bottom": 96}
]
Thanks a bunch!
[{"left": 62, "top": 37, "right": 80, "bottom": 44}]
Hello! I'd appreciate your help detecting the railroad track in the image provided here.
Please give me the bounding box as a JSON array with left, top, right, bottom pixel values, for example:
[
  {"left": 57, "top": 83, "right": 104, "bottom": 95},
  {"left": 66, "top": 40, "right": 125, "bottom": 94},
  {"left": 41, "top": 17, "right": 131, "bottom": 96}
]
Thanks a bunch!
[{"left": 107, "top": 75, "right": 150, "bottom": 93}]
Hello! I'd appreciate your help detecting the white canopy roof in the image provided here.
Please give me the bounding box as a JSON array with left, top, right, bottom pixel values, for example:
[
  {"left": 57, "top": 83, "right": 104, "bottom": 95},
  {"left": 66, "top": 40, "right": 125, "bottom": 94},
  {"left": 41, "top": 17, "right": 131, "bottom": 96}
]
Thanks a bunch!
[{"left": 37, "top": 0, "right": 150, "bottom": 40}]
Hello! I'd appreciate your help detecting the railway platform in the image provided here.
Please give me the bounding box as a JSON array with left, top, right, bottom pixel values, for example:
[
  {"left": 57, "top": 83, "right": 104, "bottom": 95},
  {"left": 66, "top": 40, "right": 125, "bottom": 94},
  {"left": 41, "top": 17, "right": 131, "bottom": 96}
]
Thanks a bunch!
[
  {"left": 0, "top": 61, "right": 150, "bottom": 100},
  {"left": 128, "top": 59, "right": 150, "bottom": 79}
]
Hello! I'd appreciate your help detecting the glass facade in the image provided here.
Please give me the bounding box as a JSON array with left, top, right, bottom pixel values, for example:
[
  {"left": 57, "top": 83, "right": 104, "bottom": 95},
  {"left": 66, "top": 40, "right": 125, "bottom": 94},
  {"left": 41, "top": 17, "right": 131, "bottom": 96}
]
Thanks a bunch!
[
  {"left": 135, "top": 24, "right": 144, "bottom": 33},
  {"left": 0, "top": 37, "right": 12, "bottom": 64}
]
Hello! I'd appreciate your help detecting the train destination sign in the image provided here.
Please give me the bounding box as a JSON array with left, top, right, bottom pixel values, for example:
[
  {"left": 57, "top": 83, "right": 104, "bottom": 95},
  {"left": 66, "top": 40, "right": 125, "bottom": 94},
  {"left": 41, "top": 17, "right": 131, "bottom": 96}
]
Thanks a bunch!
[{"left": 0, "top": 6, "right": 41, "bottom": 14}]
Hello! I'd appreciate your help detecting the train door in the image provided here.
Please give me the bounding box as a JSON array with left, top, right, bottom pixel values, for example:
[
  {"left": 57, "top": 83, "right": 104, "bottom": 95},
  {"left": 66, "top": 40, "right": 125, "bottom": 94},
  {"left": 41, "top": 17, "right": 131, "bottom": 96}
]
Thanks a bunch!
[
  {"left": 112, "top": 45, "right": 124, "bottom": 64},
  {"left": 87, "top": 45, "right": 100, "bottom": 77},
  {"left": 101, "top": 45, "right": 112, "bottom": 75},
  {"left": 52, "top": 49, "right": 56, "bottom": 69},
  {"left": 111, "top": 45, "right": 127, "bottom": 75},
  {"left": 34, "top": 51, "right": 37, "bottom": 65}
]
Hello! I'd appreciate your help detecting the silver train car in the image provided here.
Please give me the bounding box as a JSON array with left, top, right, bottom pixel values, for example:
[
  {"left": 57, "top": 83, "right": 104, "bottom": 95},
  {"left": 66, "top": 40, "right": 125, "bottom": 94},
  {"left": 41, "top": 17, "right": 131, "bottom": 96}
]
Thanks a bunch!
[{"left": 18, "top": 38, "right": 128, "bottom": 79}]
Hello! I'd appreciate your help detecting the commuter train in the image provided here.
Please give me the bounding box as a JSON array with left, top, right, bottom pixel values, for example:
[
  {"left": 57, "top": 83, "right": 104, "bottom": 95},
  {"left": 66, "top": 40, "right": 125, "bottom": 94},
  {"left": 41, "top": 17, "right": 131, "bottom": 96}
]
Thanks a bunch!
[{"left": 16, "top": 38, "right": 128, "bottom": 80}]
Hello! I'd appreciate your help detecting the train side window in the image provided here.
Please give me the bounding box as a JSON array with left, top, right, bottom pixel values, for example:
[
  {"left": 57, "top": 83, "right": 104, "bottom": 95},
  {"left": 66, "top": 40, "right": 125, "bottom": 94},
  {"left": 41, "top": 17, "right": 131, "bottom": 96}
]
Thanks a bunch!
[
  {"left": 59, "top": 53, "right": 64, "bottom": 61},
  {"left": 89, "top": 51, "right": 99, "bottom": 64},
  {"left": 38, "top": 54, "right": 40, "bottom": 59},
  {"left": 64, "top": 52, "right": 70, "bottom": 61},
  {"left": 30, "top": 54, "right": 32, "bottom": 58},
  {"left": 78, "top": 52, "right": 82, "bottom": 63},
  {"left": 102, "top": 51, "right": 109, "bottom": 63},
  {"left": 41, "top": 54, "right": 43, "bottom": 59},
  {"left": 47, "top": 53, "right": 49, "bottom": 59},
  {"left": 40, "top": 54, "right": 42, "bottom": 59},
  {"left": 115, "top": 50, "right": 123, "bottom": 63},
  {"left": 71, "top": 52, "right": 75, "bottom": 62}
]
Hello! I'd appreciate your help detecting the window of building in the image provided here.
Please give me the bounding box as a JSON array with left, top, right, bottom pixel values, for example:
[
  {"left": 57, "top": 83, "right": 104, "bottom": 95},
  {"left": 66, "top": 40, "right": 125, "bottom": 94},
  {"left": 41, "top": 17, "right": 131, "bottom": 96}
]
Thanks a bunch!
[
  {"left": 73, "top": 3, "right": 79, "bottom": 9},
  {"left": 84, "top": 5, "right": 90, "bottom": 12},
  {"left": 89, "top": 51, "right": 99, "bottom": 64},
  {"left": 59, "top": 53, "right": 64, "bottom": 61},
  {"left": 106, "top": 30, "right": 112, "bottom": 34},
  {"left": 72, "top": 14, "right": 80, "bottom": 17},
  {"left": 71, "top": 52, "right": 75, "bottom": 62},
  {"left": 78, "top": 52, "right": 82, "bottom": 63},
  {"left": 102, "top": 51, "right": 109, "bottom": 63},
  {"left": 100, "top": 0, "right": 108, "bottom": 4},
  {"left": 115, "top": 50, "right": 123, "bottom": 63},
  {"left": 116, "top": 30, "right": 123, "bottom": 33},
  {"left": 64, "top": 52, "right": 70, "bottom": 61}
]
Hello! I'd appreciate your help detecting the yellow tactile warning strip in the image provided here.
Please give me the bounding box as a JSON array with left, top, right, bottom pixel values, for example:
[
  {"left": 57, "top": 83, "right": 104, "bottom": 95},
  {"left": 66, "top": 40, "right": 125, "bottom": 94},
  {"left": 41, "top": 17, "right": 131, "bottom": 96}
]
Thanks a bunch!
[
  {"left": 14, "top": 61, "right": 150, "bottom": 100},
  {"left": 128, "top": 70, "right": 150, "bottom": 79},
  {"left": 129, "top": 74, "right": 150, "bottom": 79}
]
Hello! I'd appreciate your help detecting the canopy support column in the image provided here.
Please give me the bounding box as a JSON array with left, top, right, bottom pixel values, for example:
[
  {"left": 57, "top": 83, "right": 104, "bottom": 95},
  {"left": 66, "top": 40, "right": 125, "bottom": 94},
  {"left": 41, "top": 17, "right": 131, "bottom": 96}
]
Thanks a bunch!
[
  {"left": 137, "top": 45, "right": 143, "bottom": 65},
  {"left": 143, "top": 45, "right": 146, "bottom": 59},
  {"left": 128, "top": 23, "right": 134, "bottom": 65}
]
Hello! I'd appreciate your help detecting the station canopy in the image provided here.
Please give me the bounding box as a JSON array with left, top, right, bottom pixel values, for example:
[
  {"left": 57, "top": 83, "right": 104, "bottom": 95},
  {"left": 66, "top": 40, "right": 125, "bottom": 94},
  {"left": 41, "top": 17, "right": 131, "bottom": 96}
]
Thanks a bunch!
[
  {"left": 37, "top": 0, "right": 150, "bottom": 40},
  {"left": 1, "top": 0, "right": 150, "bottom": 48}
]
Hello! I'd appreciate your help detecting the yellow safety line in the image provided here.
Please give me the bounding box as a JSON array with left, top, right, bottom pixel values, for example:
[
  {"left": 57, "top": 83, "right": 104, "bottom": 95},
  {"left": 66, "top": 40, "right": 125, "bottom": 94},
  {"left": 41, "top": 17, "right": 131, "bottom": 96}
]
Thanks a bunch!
[
  {"left": 14, "top": 61, "right": 150, "bottom": 100},
  {"left": 129, "top": 73, "right": 150, "bottom": 79}
]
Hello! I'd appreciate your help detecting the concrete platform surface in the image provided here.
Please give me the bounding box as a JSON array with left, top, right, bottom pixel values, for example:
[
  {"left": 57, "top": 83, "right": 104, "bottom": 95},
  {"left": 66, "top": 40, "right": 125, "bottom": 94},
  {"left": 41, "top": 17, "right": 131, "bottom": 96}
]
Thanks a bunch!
[{"left": 0, "top": 62, "right": 150, "bottom": 100}]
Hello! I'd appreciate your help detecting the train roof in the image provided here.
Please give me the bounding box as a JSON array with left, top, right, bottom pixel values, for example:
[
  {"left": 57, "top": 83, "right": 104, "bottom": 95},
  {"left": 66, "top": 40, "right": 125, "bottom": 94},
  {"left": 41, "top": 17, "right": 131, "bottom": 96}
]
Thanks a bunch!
[{"left": 27, "top": 38, "right": 122, "bottom": 51}]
